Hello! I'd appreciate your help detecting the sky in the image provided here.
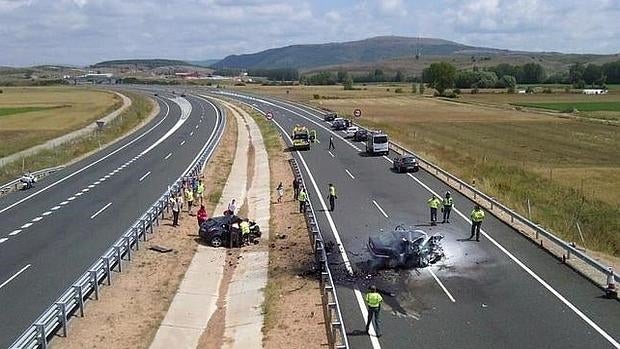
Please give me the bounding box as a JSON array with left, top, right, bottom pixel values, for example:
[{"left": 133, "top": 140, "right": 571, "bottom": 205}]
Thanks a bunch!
[{"left": 0, "top": 0, "right": 619, "bottom": 66}]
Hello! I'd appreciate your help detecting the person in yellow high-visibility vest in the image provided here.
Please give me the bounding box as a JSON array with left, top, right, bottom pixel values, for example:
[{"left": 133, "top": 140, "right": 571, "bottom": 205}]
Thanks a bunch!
[
  {"left": 365, "top": 285, "right": 383, "bottom": 337},
  {"left": 240, "top": 219, "right": 250, "bottom": 245},
  {"left": 427, "top": 195, "right": 441, "bottom": 226},
  {"left": 298, "top": 187, "right": 307, "bottom": 213},
  {"left": 441, "top": 191, "right": 454, "bottom": 223},
  {"left": 469, "top": 204, "right": 486, "bottom": 241},
  {"left": 327, "top": 183, "right": 337, "bottom": 212}
]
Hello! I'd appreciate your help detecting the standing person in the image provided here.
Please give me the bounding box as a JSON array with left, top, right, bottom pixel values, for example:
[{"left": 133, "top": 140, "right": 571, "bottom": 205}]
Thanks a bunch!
[
  {"left": 292, "top": 178, "right": 300, "bottom": 200},
  {"left": 427, "top": 195, "right": 441, "bottom": 226},
  {"left": 197, "top": 204, "right": 208, "bottom": 227},
  {"left": 365, "top": 285, "right": 383, "bottom": 337},
  {"left": 196, "top": 179, "right": 205, "bottom": 205},
  {"left": 276, "top": 182, "right": 284, "bottom": 203},
  {"left": 298, "top": 187, "right": 307, "bottom": 213},
  {"left": 184, "top": 186, "right": 194, "bottom": 215},
  {"left": 327, "top": 183, "right": 337, "bottom": 212},
  {"left": 442, "top": 191, "right": 454, "bottom": 223},
  {"left": 170, "top": 195, "right": 181, "bottom": 227},
  {"left": 227, "top": 199, "right": 237, "bottom": 216},
  {"left": 469, "top": 205, "right": 485, "bottom": 242},
  {"left": 240, "top": 218, "right": 250, "bottom": 245},
  {"left": 328, "top": 135, "right": 335, "bottom": 150}
]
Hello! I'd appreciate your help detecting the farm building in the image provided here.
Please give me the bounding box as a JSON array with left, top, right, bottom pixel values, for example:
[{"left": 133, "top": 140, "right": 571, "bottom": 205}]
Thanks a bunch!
[{"left": 582, "top": 89, "right": 608, "bottom": 95}]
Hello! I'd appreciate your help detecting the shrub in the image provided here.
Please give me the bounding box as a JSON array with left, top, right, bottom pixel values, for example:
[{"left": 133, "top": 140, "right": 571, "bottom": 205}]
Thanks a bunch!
[
  {"left": 395, "top": 88, "right": 403, "bottom": 93},
  {"left": 542, "top": 87, "right": 553, "bottom": 94},
  {"left": 471, "top": 87, "right": 479, "bottom": 94},
  {"left": 313, "top": 94, "right": 320, "bottom": 99},
  {"left": 564, "top": 86, "right": 570, "bottom": 93},
  {"left": 419, "top": 84, "right": 425, "bottom": 95},
  {"left": 411, "top": 83, "right": 417, "bottom": 94},
  {"left": 234, "top": 82, "right": 246, "bottom": 86},
  {"left": 453, "top": 88, "right": 461, "bottom": 94},
  {"left": 386, "top": 88, "right": 390, "bottom": 91},
  {"left": 526, "top": 86, "right": 535, "bottom": 93}
]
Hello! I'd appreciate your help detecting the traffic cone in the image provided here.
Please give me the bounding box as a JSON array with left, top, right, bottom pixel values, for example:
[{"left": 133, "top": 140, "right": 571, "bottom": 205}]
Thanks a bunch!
[{"left": 605, "top": 267, "right": 617, "bottom": 299}]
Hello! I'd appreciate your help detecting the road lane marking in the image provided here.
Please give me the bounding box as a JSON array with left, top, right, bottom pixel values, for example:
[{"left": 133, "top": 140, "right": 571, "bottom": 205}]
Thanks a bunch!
[
  {"left": 139, "top": 96, "right": 192, "bottom": 156},
  {"left": 67, "top": 196, "right": 76, "bottom": 201},
  {"left": 372, "top": 200, "right": 389, "bottom": 218},
  {"left": 94, "top": 181, "right": 101, "bottom": 185},
  {"left": 42, "top": 211, "right": 52, "bottom": 216},
  {"left": 195, "top": 124, "right": 199, "bottom": 129},
  {"left": 75, "top": 192, "right": 83, "bottom": 197},
  {"left": 98, "top": 177, "right": 105, "bottom": 181},
  {"left": 90, "top": 202, "right": 112, "bottom": 219},
  {"left": 104, "top": 175, "right": 111, "bottom": 179},
  {"left": 0, "top": 264, "right": 31, "bottom": 290},
  {"left": 180, "top": 140, "right": 186, "bottom": 145},
  {"left": 88, "top": 184, "right": 95, "bottom": 188},
  {"left": 59, "top": 201, "right": 69, "bottom": 205},
  {"left": 0, "top": 238, "right": 8, "bottom": 244},
  {"left": 328, "top": 151, "right": 335, "bottom": 158},
  {"left": 0, "top": 98, "right": 171, "bottom": 216},
  {"left": 139, "top": 171, "right": 151, "bottom": 182},
  {"left": 81, "top": 188, "right": 89, "bottom": 192},
  {"left": 164, "top": 152, "right": 172, "bottom": 160},
  {"left": 9, "top": 229, "right": 22, "bottom": 236},
  {"left": 400, "top": 174, "right": 620, "bottom": 347},
  {"left": 31, "top": 216, "right": 43, "bottom": 222},
  {"left": 20, "top": 223, "right": 33, "bottom": 228},
  {"left": 51, "top": 206, "right": 61, "bottom": 210},
  {"left": 428, "top": 268, "right": 456, "bottom": 302},
  {"left": 345, "top": 169, "right": 355, "bottom": 179},
  {"left": 190, "top": 131, "right": 194, "bottom": 136}
]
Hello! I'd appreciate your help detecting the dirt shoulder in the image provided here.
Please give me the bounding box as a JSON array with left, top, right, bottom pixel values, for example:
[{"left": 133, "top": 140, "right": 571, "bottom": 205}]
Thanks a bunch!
[
  {"left": 51, "top": 106, "right": 237, "bottom": 349},
  {"left": 240, "top": 105, "right": 328, "bottom": 348}
]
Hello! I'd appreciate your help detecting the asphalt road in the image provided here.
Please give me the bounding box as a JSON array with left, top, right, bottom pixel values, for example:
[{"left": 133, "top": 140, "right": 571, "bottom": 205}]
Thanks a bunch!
[
  {"left": 0, "top": 89, "right": 224, "bottom": 348},
  {"left": 215, "top": 90, "right": 620, "bottom": 349}
]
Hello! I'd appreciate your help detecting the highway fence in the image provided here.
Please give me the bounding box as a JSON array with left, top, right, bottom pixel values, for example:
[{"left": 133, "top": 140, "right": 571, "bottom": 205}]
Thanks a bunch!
[
  {"left": 8, "top": 102, "right": 226, "bottom": 349},
  {"left": 0, "top": 166, "right": 65, "bottom": 197},
  {"left": 289, "top": 158, "right": 350, "bottom": 349}
]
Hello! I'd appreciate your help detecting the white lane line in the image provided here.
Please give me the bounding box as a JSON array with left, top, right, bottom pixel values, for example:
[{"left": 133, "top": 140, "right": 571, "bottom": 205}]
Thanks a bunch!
[
  {"left": 316, "top": 139, "right": 321, "bottom": 144},
  {"left": 81, "top": 188, "right": 89, "bottom": 193},
  {"left": 139, "top": 96, "right": 192, "bottom": 156},
  {"left": 180, "top": 140, "right": 186, "bottom": 146},
  {"left": 42, "top": 211, "right": 52, "bottom": 216},
  {"left": 98, "top": 177, "right": 105, "bottom": 182},
  {"left": 139, "top": 171, "right": 151, "bottom": 182},
  {"left": 104, "top": 175, "right": 111, "bottom": 179},
  {"left": 164, "top": 152, "right": 172, "bottom": 160},
  {"left": 9, "top": 229, "right": 22, "bottom": 236},
  {"left": 31, "top": 216, "right": 43, "bottom": 222},
  {"left": 51, "top": 206, "right": 61, "bottom": 211},
  {"left": 190, "top": 131, "right": 194, "bottom": 136},
  {"left": 401, "top": 174, "right": 620, "bottom": 347},
  {"left": 20, "top": 222, "right": 33, "bottom": 229},
  {"left": 372, "top": 200, "right": 389, "bottom": 218},
  {"left": 0, "top": 264, "right": 31, "bottom": 289},
  {"left": 428, "top": 269, "right": 456, "bottom": 302},
  {"left": 0, "top": 98, "right": 171, "bottom": 216},
  {"left": 328, "top": 151, "right": 335, "bottom": 158},
  {"left": 75, "top": 192, "right": 83, "bottom": 197},
  {"left": 0, "top": 238, "right": 8, "bottom": 244},
  {"left": 67, "top": 196, "right": 76, "bottom": 201},
  {"left": 345, "top": 169, "right": 355, "bottom": 179},
  {"left": 90, "top": 202, "right": 112, "bottom": 220},
  {"left": 88, "top": 184, "right": 95, "bottom": 188},
  {"left": 195, "top": 124, "right": 199, "bottom": 129},
  {"left": 94, "top": 181, "right": 101, "bottom": 185},
  {"left": 261, "top": 109, "right": 380, "bottom": 349},
  {"left": 59, "top": 201, "right": 69, "bottom": 205}
]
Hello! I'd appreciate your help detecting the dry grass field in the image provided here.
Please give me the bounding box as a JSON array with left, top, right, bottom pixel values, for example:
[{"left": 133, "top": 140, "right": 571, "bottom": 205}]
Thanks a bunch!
[
  {"left": 0, "top": 87, "right": 121, "bottom": 157},
  {"left": 235, "top": 84, "right": 620, "bottom": 256}
]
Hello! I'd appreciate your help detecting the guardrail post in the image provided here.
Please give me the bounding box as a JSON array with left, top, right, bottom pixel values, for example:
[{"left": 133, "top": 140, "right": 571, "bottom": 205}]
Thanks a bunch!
[
  {"left": 566, "top": 247, "right": 571, "bottom": 260},
  {"left": 74, "top": 285, "right": 84, "bottom": 317},
  {"left": 90, "top": 270, "right": 99, "bottom": 300},
  {"left": 133, "top": 228, "right": 140, "bottom": 250},
  {"left": 57, "top": 302, "right": 68, "bottom": 337},
  {"left": 125, "top": 237, "right": 132, "bottom": 261},
  {"left": 36, "top": 323, "right": 48, "bottom": 349},
  {"left": 114, "top": 246, "right": 122, "bottom": 272},
  {"left": 104, "top": 257, "right": 111, "bottom": 285}
]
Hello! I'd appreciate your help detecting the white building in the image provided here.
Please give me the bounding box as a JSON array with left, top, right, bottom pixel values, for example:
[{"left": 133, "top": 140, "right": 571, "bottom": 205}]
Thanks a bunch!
[{"left": 582, "top": 89, "right": 608, "bottom": 95}]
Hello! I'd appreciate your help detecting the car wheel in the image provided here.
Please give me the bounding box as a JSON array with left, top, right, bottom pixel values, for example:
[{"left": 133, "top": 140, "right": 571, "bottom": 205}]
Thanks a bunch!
[{"left": 210, "top": 236, "right": 223, "bottom": 247}]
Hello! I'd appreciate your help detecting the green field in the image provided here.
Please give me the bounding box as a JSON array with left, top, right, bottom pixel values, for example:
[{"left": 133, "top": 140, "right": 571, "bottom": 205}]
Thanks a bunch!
[
  {"left": 0, "top": 87, "right": 121, "bottom": 157},
  {"left": 234, "top": 84, "right": 620, "bottom": 257},
  {"left": 513, "top": 101, "right": 620, "bottom": 112}
]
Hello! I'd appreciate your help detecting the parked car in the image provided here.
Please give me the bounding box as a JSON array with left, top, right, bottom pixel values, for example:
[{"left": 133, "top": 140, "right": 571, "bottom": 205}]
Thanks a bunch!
[
  {"left": 181, "top": 93, "right": 186, "bottom": 97},
  {"left": 353, "top": 129, "right": 369, "bottom": 142},
  {"left": 199, "top": 215, "right": 261, "bottom": 247},
  {"left": 392, "top": 155, "right": 419, "bottom": 173},
  {"left": 332, "top": 118, "right": 347, "bottom": 131},
  {"left": 368, "top": 226, "right": 444, "bottom": 269},
  {"left": 345, "top": 126, "right": 359, "bottom": 137},
  {"left": 324, "top": 112, "right": 337, "bottom": 122}
]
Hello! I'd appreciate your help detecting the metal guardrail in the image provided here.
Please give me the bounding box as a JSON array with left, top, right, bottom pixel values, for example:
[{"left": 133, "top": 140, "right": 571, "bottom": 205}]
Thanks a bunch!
[
  {"left": 0, "top": 166, "right": 65, "bottom": 197},
  {"left": 8, "top": 101, "right": 226, "bottom": 349},
  {"left": 289, "top": 158, "right": 349, "bottom": 349}
]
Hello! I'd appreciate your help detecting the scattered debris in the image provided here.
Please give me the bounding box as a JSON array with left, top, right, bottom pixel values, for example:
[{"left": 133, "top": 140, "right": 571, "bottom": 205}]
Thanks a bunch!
[{"left": 149, "top": 245, "right": 173, "bottom": 253}]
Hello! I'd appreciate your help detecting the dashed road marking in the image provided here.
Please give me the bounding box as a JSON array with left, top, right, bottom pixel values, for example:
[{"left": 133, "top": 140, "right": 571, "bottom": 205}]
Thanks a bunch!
[
  {"left": 81, "top": 188, "right": 89, "bottom": 193},
  {"left": 90, "top": 202, "right": 112, "bottom": 220},
  {"left": 180, "top": 140, "right": 186, "bottom": 145},
  {"left": 0, "top": 264, "right": 31, "bottom": 290},
  {"left": 59, "top": 201, "right": 69, "bottom": 205},
  {"left": 67, "top": 196, "right": 76, "bottom": 201},
  {"left": 20, "top": 222, "right": 33, "bottom": 229},
  {"left": 372, "top": 200, "right": 389, "bottom": 218},
  {"left": 94, "top": 181, "right": 101, "bottom": 185},
  {"left": 51, "top": 206, "right": 61, "bottom": 211},
  {"left": 9, "top": 229, "right": 22, "bottom": 236},
  {"left": 75, "top": 192, "right": 83, "bottom": 197},
  {"left": 31, "top": 216, "right": 43, "bottom": 222},
  {"left": 88, "top": 184, "right": 95, "bottom": 188},
  {"left": 345, "top": 169, "right": 355, "bottom": 179},
  {"left": 0, "top": 238, "right": 8, "bottom": 244},
  {"left": 42, "top": 211, "right": 52, "bottom": 216},
  {"left": 139, "top": 171, "right": 151, "bottom": 182},
  {"left": 164, "top": 152, "right": 172, "bottom": 160},
  {"left": 428, "top": 268, "right": 456, "bottom": 302},
  {"left": 190, "top": 131, "right": 194, "bottom": 136},
  {"left": 328, "top": 151, "right": 335, "bottom": 158}
]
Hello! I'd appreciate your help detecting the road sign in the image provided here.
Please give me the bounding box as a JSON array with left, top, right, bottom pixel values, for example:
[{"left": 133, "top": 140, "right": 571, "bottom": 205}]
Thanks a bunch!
[
  {"left": 266, "top": 111, "right": 273, "bottom": 120},
  {"left": 353, "top": 108, "right": 362, "bottom": 118}
]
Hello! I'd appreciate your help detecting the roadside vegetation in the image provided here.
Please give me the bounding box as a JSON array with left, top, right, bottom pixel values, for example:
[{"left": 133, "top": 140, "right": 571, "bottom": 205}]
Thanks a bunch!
[
  {"left": 233, "top": 84, "right": 620, "bottom": 257},
  {"left": 0, "top": 91, "right": 152, "bottom": 184}
]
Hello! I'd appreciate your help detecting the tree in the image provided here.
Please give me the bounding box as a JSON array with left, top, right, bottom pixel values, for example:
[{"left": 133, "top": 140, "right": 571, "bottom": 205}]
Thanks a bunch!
[
  {"left": 337, "top": 71, "right": 347, "bottom": 83},
  {"left": 569, "top": 63, "right": 586, "bottom": 84},
  {"left": 602, "top": 60, "right": 620, "bottom": 84},
  {"left": 518, "top": 63, "right": 545, "bottom": 84},
  {"left": 497, "top": 75, "right": 517, "bottom": 91},
  {"left": 343, "top": 73, "right": 354, "bottom": 90},
  {"left": 583, "top": 64, "right": 603, "bottom": 86},
  {"left": 423, "top": 62, "right": 456, "bottom": 95},
  {"left": 475, "top": 71, "right": 498, "bottom": 88},
  {"left": 419, "top": 83, "right": 425, "bottom": 95},
  {"left": 394, "top": 70, "right": 404, "bottom": 82}
]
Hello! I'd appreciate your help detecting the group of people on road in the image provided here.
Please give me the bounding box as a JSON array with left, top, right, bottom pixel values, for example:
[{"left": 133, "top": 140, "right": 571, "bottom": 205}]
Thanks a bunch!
[
  {"left": 169, "top": 175, "right": 208, "bottom": 228},
  {"left": 427, "top": 191, "right": 486, "bottom": 241}
]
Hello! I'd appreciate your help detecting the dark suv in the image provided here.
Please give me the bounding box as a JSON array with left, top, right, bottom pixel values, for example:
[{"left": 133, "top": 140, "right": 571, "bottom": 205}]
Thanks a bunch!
[
  {"left": 393, "top": 155, "right": 419, "bottom": 173},
  {"left": 353, "top": 129, "right": 368, "bottom": 142},
  {"left": 199, "top": 215, "right": 261, "bottom": 247},
  {"left": 324, "top": 112, "right": 337, "bottom": 122}
]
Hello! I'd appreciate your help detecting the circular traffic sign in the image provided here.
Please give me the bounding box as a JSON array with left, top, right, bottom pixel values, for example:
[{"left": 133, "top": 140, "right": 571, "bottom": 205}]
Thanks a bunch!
[
  {"left": 266, "top": 111, "right": 273, "bottom": 120},
  {"left": 353, "top": 108, "right": 362, "bottom": 118}
]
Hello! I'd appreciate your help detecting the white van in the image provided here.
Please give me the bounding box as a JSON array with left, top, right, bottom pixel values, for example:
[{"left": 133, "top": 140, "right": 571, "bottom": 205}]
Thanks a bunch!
[{"left": 366, "top": 131, "right": 389, "bottom": 155}]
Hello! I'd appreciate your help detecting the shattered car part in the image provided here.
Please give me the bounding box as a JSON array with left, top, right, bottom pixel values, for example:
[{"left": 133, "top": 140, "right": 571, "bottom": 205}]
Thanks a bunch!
[{"left": 367, "top": 225, "right": 444, "bottom": 269}]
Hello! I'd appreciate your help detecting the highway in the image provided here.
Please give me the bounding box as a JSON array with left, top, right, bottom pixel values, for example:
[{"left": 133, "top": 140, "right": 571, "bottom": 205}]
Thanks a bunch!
[
  {"left": 0, "top": 89, "right": 224, "bottom": 348},
  {"left": 216, "top": 90, "right": 620, "bottom": 349}
]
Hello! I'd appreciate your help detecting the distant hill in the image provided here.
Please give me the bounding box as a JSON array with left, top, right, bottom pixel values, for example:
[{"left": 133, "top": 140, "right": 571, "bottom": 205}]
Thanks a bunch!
[
  {"left": 212, "top": 36, "right": 620, "bottom": 73},
  {"left": 92, "top": 59, "right": 199, "bottom": 69},
  {"left": 187, "top": 59, "right": 221, "bottom": 67}
]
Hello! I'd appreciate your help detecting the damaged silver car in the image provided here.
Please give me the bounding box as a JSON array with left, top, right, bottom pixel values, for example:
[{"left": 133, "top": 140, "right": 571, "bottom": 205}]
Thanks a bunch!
[{"left": 367, "top": 226, "right": 444, "bottom": 269}]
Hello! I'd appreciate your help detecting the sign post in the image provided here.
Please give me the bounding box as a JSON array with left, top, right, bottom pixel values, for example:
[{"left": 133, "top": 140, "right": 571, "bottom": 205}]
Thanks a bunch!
[
  {"left": 353, "top": 108, "right": 362, "bottom": 118},
  {"left": 266, "top": 111, "right": 273, "bottom": 120}
]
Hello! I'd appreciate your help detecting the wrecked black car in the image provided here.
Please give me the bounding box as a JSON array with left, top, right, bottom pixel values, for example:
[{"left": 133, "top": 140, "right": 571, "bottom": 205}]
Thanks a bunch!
[
  {"left": 199, "top": 215, "right": 261, "bottom": 247},
  {"left": 368, "top": 226, "right": 444, "bottom": 269}
]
